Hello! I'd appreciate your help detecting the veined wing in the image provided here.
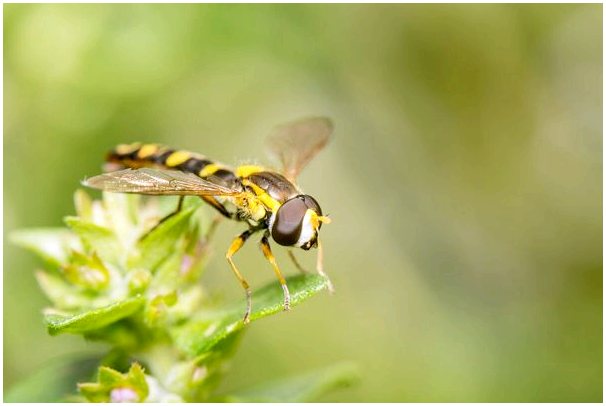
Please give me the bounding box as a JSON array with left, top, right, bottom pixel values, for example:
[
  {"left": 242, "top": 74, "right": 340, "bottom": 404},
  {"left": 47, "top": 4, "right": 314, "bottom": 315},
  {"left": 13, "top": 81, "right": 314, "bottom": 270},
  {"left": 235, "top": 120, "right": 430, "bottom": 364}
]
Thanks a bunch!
[
  {"left": 265, "top": 116, "right": 334, "bottom": 182},
  {"left": 82, "top": 168, "right": 242, "bottom": 196}
]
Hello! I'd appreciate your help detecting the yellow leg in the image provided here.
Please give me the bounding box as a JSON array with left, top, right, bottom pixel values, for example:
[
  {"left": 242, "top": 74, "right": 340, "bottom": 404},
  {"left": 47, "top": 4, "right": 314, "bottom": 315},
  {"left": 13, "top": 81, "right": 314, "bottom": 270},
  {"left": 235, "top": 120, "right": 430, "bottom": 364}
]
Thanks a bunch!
[
  {"left": 287, "top": 250, "right": 309, "bottom": 274},
  {"left": 226, "top": 230, "right": 254, "bottom": 324},
  {"left": 316, "top": 238, "right": 335, "bottom": 293},
  {"left": 260, "top": 233, "right": 291, "bottom": 311}
]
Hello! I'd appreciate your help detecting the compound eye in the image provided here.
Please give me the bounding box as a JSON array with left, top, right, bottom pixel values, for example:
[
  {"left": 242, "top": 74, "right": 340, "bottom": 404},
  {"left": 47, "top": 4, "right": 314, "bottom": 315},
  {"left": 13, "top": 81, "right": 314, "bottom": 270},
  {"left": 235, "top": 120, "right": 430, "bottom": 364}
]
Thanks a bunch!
[
  {"left": 301, "top": 195, "right": 322, "bottom": 216},
  {"left": 272, "top": 197, "right": 308, "bottom": 246}
]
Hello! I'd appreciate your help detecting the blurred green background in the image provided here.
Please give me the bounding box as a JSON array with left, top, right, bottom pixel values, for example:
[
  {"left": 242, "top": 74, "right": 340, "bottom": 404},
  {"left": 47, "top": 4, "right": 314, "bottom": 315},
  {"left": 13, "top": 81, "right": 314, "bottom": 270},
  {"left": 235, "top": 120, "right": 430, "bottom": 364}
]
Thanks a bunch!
[{"left": 4, "top": 4, "right": 602, "bottom": 402}]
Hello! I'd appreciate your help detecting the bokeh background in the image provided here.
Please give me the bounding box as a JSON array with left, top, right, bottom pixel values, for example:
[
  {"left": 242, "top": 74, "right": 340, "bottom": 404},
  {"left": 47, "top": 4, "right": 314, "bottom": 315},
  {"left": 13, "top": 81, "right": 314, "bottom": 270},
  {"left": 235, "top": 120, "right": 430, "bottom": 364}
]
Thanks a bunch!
[{"left": 4, "top": 4, "right": 602, "bottom": 402}]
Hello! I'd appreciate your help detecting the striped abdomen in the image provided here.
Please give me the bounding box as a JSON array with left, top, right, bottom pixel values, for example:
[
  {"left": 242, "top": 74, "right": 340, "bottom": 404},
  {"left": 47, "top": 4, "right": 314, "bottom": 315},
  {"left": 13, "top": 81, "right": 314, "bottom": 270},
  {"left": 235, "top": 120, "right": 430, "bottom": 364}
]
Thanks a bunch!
[
  {"left": 106, "top": 143, "right": 238, "bottom": 187},
  {"left": 106, "top": 143, "right": 301, "bottom": 226}
]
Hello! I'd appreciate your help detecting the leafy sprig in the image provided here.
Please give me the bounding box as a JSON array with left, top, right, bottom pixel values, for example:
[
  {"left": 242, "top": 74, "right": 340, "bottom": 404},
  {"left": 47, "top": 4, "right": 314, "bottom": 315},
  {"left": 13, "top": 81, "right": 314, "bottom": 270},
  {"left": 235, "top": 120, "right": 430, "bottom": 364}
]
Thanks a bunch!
[{"left": 10, "top": 190, "right": 358, "bottom": 402}]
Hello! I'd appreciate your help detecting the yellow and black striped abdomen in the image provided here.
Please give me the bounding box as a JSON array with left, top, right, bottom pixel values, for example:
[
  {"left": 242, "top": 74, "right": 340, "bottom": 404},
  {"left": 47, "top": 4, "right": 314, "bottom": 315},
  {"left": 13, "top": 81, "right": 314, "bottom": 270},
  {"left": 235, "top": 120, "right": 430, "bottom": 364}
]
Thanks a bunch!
[
  {"left": 106, "top": 143, "right": 302, "bottom": 226},
  {"left": 107, "top": 143, "right": 237, "bottom": 183},
  {"left": 107, "top": 143, "right": 243, "bottom": 219}
]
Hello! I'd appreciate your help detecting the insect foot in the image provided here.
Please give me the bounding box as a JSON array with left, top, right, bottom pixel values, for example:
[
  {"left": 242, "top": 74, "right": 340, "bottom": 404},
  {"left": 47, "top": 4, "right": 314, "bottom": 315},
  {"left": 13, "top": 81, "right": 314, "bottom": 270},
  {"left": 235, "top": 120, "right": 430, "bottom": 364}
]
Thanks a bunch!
[
  {"left": 243, "top": 288, "right": 252, "bottom": 324},
  {"left": 282, "top": 284, "right": 291, "bottom": 311}
]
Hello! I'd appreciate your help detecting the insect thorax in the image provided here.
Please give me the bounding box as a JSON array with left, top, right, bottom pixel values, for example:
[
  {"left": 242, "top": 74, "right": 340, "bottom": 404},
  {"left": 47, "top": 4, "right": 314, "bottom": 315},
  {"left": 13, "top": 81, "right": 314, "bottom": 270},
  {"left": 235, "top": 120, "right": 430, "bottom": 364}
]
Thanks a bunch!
[{"left": 231, "top": 169, "right": 300, "bottom": 228}]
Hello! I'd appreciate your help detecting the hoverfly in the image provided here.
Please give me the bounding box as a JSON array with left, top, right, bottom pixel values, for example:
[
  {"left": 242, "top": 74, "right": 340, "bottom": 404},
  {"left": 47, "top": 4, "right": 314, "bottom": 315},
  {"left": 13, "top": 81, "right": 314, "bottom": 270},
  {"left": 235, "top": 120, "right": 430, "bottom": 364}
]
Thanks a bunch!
[{"left": 83, "top": 117, "right": 334, "bottom": 323}]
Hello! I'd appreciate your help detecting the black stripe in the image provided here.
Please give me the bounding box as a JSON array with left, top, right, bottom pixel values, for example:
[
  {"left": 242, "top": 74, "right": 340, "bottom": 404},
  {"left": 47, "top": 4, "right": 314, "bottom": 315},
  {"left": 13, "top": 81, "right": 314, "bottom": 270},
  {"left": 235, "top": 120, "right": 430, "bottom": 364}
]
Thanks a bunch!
[
  {"left": 107, "top": 146, "right": 140, "bottom": 162},
  {"left": 126, "top": 147, "right": 141, "bottom": 160},
  {"left": 212, "top": 168, "right": 237, "bottom": 182},
  {"left": 152, "top": 149, "right": 175, "bottom": 165},
  {"left": 178, "top": 158, "right": 212, "bottom": 174}
]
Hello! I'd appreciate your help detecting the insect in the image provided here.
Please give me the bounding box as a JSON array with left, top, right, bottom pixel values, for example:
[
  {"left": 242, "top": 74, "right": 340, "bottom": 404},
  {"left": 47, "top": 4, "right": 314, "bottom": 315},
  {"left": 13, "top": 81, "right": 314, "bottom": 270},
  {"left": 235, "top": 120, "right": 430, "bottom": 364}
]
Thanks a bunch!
[{"left": 83, "top": 117, "right": 334, "bottom": 323}]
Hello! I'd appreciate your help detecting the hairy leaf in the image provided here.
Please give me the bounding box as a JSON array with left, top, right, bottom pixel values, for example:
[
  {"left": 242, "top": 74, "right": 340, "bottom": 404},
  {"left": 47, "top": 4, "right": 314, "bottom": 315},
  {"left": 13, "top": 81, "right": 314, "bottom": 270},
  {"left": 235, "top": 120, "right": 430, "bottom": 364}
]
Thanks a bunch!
[
  {"left": 172, "top": 274, "right": 329, "bottom": 357},
  {"left": 45, "top": 295, "right": 146, "bottom": 336}
]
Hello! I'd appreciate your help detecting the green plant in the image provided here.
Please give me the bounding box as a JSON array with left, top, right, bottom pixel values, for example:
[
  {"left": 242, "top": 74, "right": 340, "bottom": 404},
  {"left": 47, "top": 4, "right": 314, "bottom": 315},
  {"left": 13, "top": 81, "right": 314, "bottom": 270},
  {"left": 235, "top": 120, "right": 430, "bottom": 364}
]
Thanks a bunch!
[{"left": 9, "top": 190, "right": 357, "bottom": 402}]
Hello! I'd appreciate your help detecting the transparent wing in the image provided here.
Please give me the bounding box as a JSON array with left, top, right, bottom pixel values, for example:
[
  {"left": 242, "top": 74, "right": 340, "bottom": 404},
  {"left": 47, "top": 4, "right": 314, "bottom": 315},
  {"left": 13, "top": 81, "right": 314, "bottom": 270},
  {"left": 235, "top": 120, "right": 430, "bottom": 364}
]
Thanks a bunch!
[
  {"left": 265, "top": 116, "right": 334, "bottom": 181},
  {"left": 82, "top": 168, "right": 242, "bottom": 196}
]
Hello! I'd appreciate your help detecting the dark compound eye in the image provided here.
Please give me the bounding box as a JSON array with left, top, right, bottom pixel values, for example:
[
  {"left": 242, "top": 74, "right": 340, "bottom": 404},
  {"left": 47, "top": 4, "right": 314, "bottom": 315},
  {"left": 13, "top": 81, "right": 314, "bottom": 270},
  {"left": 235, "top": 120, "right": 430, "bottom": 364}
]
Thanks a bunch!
[
  {"left": 301, "top": 195, "right": 322, "bottom": 216},
  {"left": 272, "top": 195, "right": 324, "bottom": 246},
  {"left": 272, "top": 197, "right": 308, "bottom": 246}
]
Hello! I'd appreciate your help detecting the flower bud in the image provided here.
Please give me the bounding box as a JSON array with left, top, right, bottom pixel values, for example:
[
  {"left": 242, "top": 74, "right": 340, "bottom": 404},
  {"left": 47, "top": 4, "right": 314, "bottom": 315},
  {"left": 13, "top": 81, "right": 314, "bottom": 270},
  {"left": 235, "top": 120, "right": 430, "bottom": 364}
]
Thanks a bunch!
[{"left": 110, "top": 387, "right": 139, "bottom": 403}]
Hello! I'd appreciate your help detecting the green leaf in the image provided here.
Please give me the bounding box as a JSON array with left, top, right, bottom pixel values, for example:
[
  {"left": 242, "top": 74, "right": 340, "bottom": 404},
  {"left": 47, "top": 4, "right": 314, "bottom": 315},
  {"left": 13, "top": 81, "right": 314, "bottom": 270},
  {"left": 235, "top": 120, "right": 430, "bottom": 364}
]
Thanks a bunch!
[
  {"left": 150, "top": 244, "right": 186, "bottom": 290},
  {"left": 10, "top": 228, "right": 79, "bottom": 267},
  {"left": 222, "top": 363, "right": 360, "bottom": 402},
  {"left": 132, "top": 202, "right": 200, "bottom": 272},
  {"left": 45, "top": 295, "right": 146, "bottom": 336},
  {"left": 172, "top": 274, "right": 329, "bottom": 357},
  {"left": 83, "top": 319, "right": 155, "bottom": 351},
  {"left": 64, "top": 216, "right": 122, "bottom": 265},
  {"left": 98, "top": 365, "right": 125, "bottom": 386}
]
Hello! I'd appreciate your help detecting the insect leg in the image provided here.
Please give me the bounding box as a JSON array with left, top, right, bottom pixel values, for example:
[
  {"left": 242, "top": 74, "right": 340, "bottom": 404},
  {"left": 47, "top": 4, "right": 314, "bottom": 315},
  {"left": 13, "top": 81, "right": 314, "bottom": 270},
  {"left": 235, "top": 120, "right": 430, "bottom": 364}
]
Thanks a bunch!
[
  {"left": 140, "top": 196, "right": 185, "bottom": 241},
  {"left": 175, "top": 194, "right": 184, "bottom": 211},
  {"left": 201, "top": 196, "right": 232, "bottom": 219},
  {"left": 260, "top": 231, "right": 290, "bottom": 311},
  {"left": 287, "top": 250, "right": 309, "bottom": 274},
  {"left": 316, "top": 238, "right": 335, "bottom": 293},
  {"left": 226, "top": 230, "right": 254, "bottom": 324}
]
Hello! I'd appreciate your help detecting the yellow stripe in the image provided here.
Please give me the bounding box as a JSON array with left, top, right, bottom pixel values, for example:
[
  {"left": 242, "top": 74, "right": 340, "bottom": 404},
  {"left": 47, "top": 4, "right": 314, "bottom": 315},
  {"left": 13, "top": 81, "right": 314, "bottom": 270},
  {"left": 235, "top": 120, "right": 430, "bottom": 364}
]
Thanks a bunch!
[
  {"left": 137, "top": 144, "right": 159, "bottom": 159},
  {"left": 165, "top": 150, "right": 191, "bottom": 167},
  {"left": 116, "top": 143, "right": 141, "bottom": 155},
  {"left": 241, "top": 179, "right": 280, "bottom": 211},
  {"left": 259, "top": 193, "right": 280, "bottom": 212},
  {"left": 236, "top": 165, "right": 265, "bottom": 178},
  {"left": 199, "top": 163, "right": 221, "bottom": 177}
]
